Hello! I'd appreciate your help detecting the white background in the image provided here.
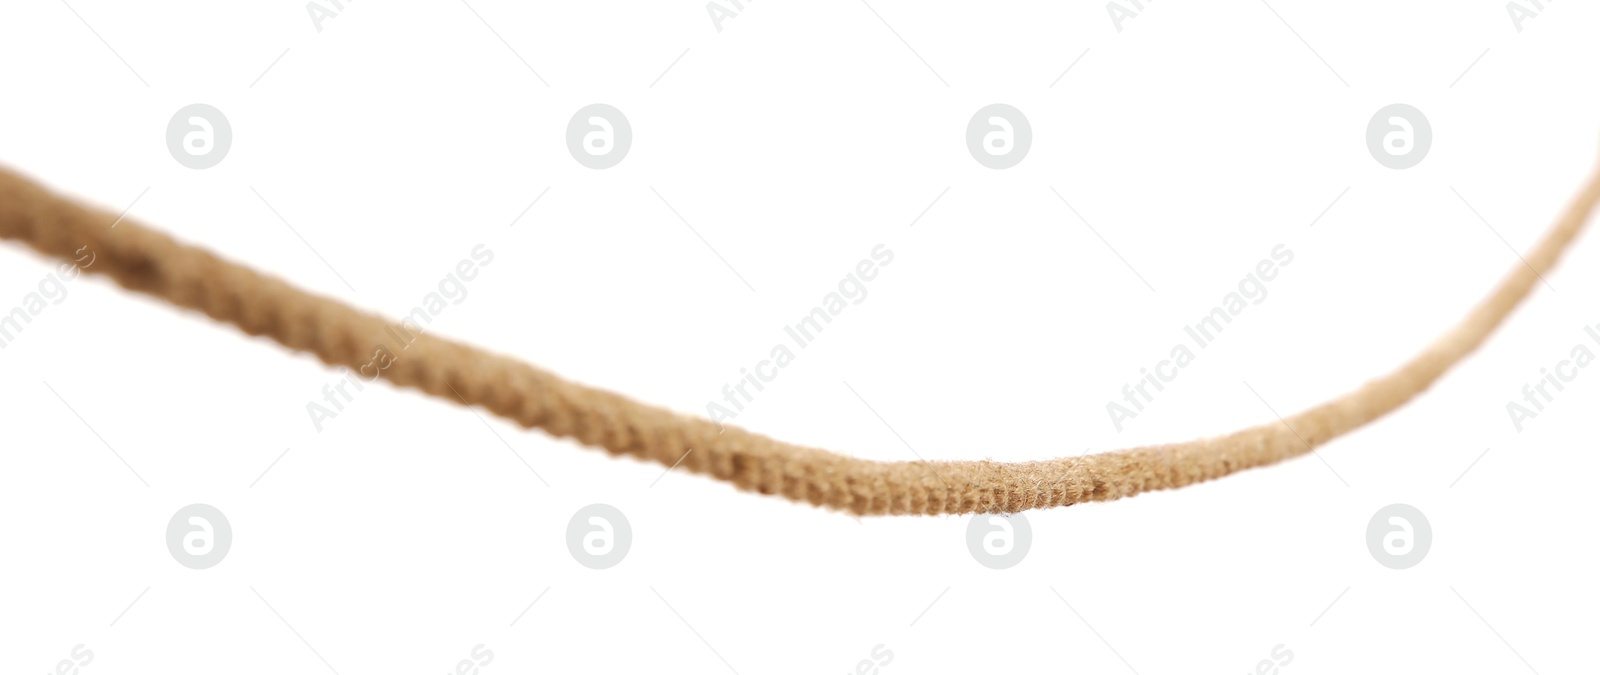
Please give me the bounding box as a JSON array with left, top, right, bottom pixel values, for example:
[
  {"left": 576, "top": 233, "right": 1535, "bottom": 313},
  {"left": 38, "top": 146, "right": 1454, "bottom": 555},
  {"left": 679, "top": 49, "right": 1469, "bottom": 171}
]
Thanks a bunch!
[{"left": 3, "top": 1, "right": 1598, "bottom": 673}]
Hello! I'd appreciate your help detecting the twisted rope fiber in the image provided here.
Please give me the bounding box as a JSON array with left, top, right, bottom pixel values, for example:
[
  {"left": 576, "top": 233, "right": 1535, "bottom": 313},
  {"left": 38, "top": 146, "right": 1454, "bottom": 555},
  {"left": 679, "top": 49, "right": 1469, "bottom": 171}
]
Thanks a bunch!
[{"left": 4, "top": 161, "right": 1599, "bottom": 516}]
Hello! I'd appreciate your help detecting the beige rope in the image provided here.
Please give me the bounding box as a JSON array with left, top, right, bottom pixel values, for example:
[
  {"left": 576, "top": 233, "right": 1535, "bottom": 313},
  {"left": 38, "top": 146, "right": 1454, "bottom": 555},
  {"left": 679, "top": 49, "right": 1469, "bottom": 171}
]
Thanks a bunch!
[{"left": 3, "top": 159, "right": 1598, "bottom": 515}]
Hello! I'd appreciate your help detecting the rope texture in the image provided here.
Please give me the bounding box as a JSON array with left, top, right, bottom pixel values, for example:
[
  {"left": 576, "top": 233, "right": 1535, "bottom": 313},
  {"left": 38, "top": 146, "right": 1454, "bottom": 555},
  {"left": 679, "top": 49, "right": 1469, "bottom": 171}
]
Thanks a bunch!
[{"left": 3, "top": 162, "right": 1598, "bottom": 515}]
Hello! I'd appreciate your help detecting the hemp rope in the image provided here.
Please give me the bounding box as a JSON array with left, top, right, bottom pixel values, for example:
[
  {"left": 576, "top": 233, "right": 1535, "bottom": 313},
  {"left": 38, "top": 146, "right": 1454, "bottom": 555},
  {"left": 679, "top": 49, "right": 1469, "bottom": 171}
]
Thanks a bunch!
[{"left": 3, "top": 160, "right": 1599, "bottom": 516}]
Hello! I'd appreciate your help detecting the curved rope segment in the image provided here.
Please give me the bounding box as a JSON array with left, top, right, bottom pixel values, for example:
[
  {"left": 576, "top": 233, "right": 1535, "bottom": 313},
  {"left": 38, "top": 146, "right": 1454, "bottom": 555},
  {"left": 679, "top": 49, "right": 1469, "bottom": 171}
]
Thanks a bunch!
[{"left": 3, "top": 161, "right": 1597, "bottom": 515}]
